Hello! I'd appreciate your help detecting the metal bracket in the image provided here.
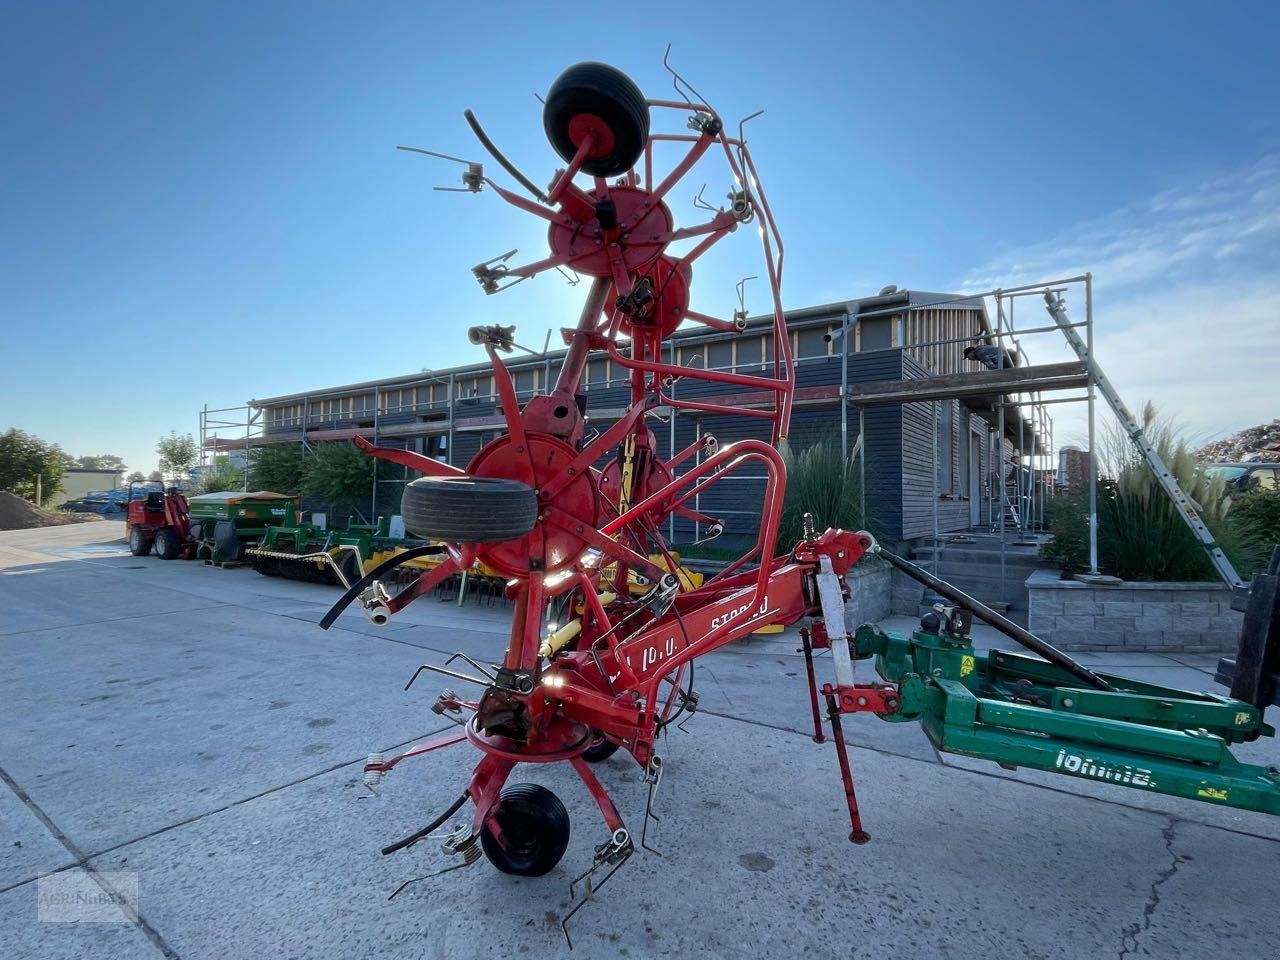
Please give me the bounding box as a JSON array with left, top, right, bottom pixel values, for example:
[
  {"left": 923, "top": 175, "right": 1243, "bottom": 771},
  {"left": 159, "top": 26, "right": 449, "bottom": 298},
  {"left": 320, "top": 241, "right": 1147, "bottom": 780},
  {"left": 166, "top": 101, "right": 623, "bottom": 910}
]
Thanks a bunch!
[
  {"left": 396, "top": 145, "right": 484, "bottom": 193},
  {"left": 471, "top": 251, "right": 521, "bottom": 294},
  {"left": 562, "top": 827, "right": 634, "bottom": 949}
]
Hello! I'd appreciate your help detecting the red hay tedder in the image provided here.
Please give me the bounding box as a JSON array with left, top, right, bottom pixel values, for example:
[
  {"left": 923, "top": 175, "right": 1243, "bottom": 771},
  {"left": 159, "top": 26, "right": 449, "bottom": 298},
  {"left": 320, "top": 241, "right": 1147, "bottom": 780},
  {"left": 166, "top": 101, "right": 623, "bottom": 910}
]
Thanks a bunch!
[{"left": 317, "top": 56, "right": 1280, "bottom": 940}]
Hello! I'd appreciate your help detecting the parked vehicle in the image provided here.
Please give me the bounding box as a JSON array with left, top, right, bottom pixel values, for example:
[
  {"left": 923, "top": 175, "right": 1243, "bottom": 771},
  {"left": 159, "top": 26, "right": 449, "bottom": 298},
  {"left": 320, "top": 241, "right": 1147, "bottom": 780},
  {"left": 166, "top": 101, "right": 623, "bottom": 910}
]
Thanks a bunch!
[
  {"left": 1206, "top": 461, "right": 1280, "bottom": 497},
  {"left": 124, "top": 481, "right": 195, "bottom": 559}
]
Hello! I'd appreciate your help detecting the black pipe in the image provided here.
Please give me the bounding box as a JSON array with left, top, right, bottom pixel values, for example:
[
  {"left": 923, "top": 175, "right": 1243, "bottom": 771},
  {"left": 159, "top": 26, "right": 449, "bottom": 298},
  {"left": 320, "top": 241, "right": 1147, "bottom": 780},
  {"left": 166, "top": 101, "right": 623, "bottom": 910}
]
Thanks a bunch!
[
  {"left": 319, "top": 544, "right": 444, "bottom": 630},
  {"left": 464, "top": 109, "right": 550, "bottom": 204},
  {"left": 875, "top": 546, "right": 1112, "bottom": 692},
  {"left": 381, "top": 789, "right": 471, "bottom": 856}
]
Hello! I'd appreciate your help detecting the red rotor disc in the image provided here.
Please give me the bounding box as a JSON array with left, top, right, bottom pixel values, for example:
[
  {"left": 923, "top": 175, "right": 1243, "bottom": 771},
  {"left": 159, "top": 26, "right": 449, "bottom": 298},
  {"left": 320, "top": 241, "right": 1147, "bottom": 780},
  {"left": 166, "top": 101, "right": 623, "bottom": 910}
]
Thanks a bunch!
[
  {"left": 547, "top": 186, "right": 672, "bottom": 279},
  {"left": 468, "top": 434, "right": 598, "bottom": 578}
]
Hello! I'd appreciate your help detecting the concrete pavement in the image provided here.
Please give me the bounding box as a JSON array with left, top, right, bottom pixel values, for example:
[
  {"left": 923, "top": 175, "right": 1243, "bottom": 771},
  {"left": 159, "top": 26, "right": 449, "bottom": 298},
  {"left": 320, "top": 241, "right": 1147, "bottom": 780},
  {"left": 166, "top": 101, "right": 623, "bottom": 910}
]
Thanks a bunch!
[{"left": 1, "top": 522, "right": 1276, "bottom": 958}]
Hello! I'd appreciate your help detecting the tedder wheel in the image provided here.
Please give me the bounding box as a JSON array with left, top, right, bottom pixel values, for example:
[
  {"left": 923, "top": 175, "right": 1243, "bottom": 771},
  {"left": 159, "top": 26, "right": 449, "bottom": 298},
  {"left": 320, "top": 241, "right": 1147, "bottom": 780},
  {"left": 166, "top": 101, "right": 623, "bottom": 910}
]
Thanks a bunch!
[
  {"left": 153, "top": 527, "right": 181, "bottom": 560},
  {"left": 128, "top": 527, "right": 152, "bottom": 557},
  {"left": 582, "top": 736, "right": 620, "bottom": 763},
  {"left": 543, "top": 62, "right": 650, "bottom": 178},
  {"left": 401, "top": 477, "right": 537, "bottom": 543},
  {"left": 480, "top": 783, "right": 571, "bottom": 877}
]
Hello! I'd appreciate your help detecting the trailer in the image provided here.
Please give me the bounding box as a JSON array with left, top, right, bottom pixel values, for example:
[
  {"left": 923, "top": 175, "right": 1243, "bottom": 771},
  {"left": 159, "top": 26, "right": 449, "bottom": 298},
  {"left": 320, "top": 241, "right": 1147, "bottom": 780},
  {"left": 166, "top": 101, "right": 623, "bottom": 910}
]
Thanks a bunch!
[{"left": 186, "top": 491, "right": 300, "bottom": 566}]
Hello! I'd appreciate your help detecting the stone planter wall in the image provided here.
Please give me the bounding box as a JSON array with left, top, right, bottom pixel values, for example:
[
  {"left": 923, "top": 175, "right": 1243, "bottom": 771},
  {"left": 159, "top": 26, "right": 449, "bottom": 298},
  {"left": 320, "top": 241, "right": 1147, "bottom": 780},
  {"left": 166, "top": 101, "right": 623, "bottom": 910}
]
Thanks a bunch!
[
  {"left": 890, "top": 568, "right": 925, "bottom": 616},
  {"left": 1026, "top": 569, "right": 1242, "bottom": 653},
  {"left": 846, "top": 560, "right": 892, "bottom": 628}
]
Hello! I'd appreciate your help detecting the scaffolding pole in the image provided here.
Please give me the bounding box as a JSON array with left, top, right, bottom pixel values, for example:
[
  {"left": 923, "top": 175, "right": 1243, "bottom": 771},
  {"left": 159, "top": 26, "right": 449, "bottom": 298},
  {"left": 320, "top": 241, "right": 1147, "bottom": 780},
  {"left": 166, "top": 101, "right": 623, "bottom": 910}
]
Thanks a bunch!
[{"left": 1086, "top": 274, "right": 1099, "bottom": 575}]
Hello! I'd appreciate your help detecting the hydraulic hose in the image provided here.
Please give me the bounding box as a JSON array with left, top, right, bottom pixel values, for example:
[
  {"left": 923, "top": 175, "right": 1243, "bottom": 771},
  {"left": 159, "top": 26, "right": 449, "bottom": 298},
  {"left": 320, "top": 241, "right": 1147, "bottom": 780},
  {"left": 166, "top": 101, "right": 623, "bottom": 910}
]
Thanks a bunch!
[
  {"left": 319, "top": 544, "right": 445, "bottom": 630},
  {"left": 874, "top": 546, "right": 1112, "bottom": 692}
]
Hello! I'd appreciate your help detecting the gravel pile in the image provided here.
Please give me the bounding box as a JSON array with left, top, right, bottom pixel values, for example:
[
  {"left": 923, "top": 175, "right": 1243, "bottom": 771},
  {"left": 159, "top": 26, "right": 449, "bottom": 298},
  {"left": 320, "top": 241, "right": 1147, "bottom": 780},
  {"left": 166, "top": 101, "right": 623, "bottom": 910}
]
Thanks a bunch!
[
  {"left": 0, "top": 491, "right": 103, "bottom": 531},
  {"left": 1195, "top": 420, "right": 1280, "bottom": 464}
]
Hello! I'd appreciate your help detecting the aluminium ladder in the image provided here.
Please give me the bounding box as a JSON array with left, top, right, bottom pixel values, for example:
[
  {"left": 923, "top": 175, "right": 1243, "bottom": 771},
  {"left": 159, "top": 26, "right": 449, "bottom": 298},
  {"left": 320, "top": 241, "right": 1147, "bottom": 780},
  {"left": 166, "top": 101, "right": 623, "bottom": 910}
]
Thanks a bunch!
[{"left": 1043, "top": 292, "right": 1243, "bottom": 587}]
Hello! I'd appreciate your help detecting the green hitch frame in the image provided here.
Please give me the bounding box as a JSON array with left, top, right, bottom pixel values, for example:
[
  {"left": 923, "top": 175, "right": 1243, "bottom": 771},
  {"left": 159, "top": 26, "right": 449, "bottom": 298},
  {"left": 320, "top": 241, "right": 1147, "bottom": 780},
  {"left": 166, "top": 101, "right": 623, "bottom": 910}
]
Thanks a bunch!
[{"left": 851, "top": 623, "right": 1280, "bottom": 816}]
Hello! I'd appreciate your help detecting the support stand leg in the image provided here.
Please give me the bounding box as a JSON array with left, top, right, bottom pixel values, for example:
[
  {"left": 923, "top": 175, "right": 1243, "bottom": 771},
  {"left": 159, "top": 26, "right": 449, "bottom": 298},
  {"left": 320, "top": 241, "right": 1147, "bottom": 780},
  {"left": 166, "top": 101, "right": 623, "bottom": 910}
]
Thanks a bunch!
[
  {"left": 800, "top": 627, "right": 826, "bottom": 744},
  {"left": 824, "top": 688, "right": 870, "bottom": 844}
]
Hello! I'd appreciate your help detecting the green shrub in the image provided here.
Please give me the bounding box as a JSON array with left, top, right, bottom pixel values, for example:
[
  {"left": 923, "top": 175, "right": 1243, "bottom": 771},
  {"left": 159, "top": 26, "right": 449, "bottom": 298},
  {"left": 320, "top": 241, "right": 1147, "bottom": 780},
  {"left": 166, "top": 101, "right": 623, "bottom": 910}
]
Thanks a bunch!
[
  {"left": 1041, "top": 404, "right": 1263, "bottom": 581},
  {"left": 303, "top": 441, "right": 374, "bottom": 516},
  {"left": 249, "top": 443, "right": 308, "bottom": 494},
  {"left": 1231, "top": 488, "right": 1280, "bottom": 568},
  {"left": 195, "top": 456, "right": 245, "bottom": 494},
  {"left": 1042, "top": 487, "right": 1090, "bottom": 575},
  {"left": 777, "top": 438, "right": 872, "bottom": 549}
]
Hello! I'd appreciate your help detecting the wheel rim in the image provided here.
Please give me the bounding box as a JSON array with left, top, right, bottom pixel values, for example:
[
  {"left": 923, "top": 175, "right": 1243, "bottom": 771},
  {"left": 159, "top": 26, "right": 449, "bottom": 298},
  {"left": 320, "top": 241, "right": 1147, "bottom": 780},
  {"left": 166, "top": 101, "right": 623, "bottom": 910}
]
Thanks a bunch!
[{"left": 495, "top": 807, "right": 543, "bottom": 861}]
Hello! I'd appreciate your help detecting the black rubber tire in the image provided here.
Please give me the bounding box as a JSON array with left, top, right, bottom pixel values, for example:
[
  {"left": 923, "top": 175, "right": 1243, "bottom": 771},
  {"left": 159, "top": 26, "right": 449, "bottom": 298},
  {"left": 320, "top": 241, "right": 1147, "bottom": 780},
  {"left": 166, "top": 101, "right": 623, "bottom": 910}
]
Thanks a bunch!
[
  {"left": 543, "top": 62, "right": 649, "bottom": 177},
  {"left": 480, "top": 783, "right": 571, "bottom": 876},
  {"left": 401, "top": 476, "right": 537, "bottom": 543},
  {"left": 582, "top": 736, "right": 620, "bottom": 763},
  {"left": 128, "top": 527, "right": 152, "bottom": 557},
  {"left": 213, "top": 520, "right": 243, "bottom": 563},
  {"left": 153, "top": 527, "right": 181, "bottom": 560}
]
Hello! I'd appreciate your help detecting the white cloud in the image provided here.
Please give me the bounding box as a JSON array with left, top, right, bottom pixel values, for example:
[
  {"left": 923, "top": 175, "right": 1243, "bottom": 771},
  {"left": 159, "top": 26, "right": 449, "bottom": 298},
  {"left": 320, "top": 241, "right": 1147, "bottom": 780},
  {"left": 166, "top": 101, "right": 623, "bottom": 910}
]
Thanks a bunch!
[
  {"left": 957, "top": 154, "right": 1280, "bottom": 450},
  {"left": 961, "top": 154, "right": 1280, "bottom": 294}
]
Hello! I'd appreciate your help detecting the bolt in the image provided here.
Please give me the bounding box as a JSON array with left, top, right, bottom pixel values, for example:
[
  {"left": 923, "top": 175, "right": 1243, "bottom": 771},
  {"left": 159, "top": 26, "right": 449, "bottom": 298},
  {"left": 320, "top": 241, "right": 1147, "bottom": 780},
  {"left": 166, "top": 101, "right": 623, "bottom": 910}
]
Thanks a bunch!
[
  {"left": 1061, "top": 698, "right": 1074, "bottom": 708},
  {"left": 856, "top": 696, "right": 867, "bottom": 707}
]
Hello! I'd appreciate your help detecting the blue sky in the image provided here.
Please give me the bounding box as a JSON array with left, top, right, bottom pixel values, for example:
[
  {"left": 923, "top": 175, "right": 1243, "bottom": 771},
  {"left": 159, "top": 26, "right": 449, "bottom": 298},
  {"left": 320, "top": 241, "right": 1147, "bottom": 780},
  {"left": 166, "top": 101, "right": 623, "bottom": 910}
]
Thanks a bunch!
[{"left": 2, "top": 1, "right": 1278, "bottom": 475}]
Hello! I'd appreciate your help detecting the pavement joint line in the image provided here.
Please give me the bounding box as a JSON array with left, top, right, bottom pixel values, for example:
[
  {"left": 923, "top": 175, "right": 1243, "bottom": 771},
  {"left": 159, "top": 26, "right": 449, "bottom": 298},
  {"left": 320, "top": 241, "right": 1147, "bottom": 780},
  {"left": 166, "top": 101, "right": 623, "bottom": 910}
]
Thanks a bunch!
[
  {"left": 697, "top": 703, "right": 1280, "bottom": 847},
  {"left": 9, "top": 545, "right": 494, "bottom": 660},
  {"left": 0, "top": 762, "right": 181, "bottom": 959},
  {"left": 1165, "top": 654, "right": 1217, "bottom": 677},
  {"left": 25, "top": 545, "right": 519, "bottom": 661},
  {"left": 0, "top": 724, "right": 458, "bottom": 897},
  {"left": 0, "top": 603, "right": 230, "bottom": 638}
]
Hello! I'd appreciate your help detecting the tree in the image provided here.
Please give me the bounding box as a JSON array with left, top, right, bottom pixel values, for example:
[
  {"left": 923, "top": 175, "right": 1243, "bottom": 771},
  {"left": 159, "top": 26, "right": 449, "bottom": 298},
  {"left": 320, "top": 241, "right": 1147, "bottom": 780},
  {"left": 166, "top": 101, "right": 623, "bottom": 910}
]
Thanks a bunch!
[
  {"left": 148, "top": 471, "right": 163, "bottom": 481},
  {"left": 0, "top": 429, "right": 66, "bottom": 505},
  {"left": 156, "top": 431, "right": 197, "bottom": 481},
  {"left": 249, "top": 443, "right": 308, "bottom": 494},
  {"left": 126, "top": 471, "right": 146, "bottom": 483},
  {"left": 75, "top": 454, "right": 127, "bottom": 472},
  {"left": 303, "top": 441, "right": 374, "bottom": 514},
  {"left": 195, "top": 456, "right": 245, "bottom": 494}
]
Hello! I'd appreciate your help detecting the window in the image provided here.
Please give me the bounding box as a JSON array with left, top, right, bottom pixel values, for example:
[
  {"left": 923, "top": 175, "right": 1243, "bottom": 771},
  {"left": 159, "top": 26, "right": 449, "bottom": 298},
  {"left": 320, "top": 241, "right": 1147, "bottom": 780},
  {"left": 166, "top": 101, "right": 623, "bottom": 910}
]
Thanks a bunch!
[
  {"left": 587, "top": 358, "right": 610, "bottom": 387},
  {"left": 513, "top": 368, "right": 538, "bottom": 395},
  {"left": 736, "top": 337, "right": 762, "bottom": 369},
  {"left": 268, "top": 404, "right": 301, "bottom": 428},
  {"left": 677, "top": 346, "right": 706, "bottom": 369},
  {"left": 935, "top": 401, "right": 954, "bottom": 494},
  {"left": 707, "top": 341, "right": 732, "bottom": 369},
  {"left": 796, "top": 327, "right": 829, "bottom": 359}
]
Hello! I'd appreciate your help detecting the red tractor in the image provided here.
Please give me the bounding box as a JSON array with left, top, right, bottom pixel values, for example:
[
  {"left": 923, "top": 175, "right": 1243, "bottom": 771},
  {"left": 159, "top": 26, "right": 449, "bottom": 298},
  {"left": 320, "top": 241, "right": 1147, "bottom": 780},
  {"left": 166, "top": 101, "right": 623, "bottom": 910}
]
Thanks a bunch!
[{"left": 125, "top": 481, "right": 195, "bottom": 560}]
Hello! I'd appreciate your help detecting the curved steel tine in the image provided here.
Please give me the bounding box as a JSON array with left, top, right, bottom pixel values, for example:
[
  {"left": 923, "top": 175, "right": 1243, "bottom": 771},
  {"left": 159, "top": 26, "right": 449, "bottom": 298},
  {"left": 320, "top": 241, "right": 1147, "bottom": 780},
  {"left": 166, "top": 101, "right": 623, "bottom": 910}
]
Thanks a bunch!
[
  {"left": 662, "top": 43, "right": 710, "bottom": 108},
  {"left": 444, "top": 651, "right": 498, "bottom": 680},
  {"left": 397, "top": 145, "right": 477, "bottom": 166}
]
